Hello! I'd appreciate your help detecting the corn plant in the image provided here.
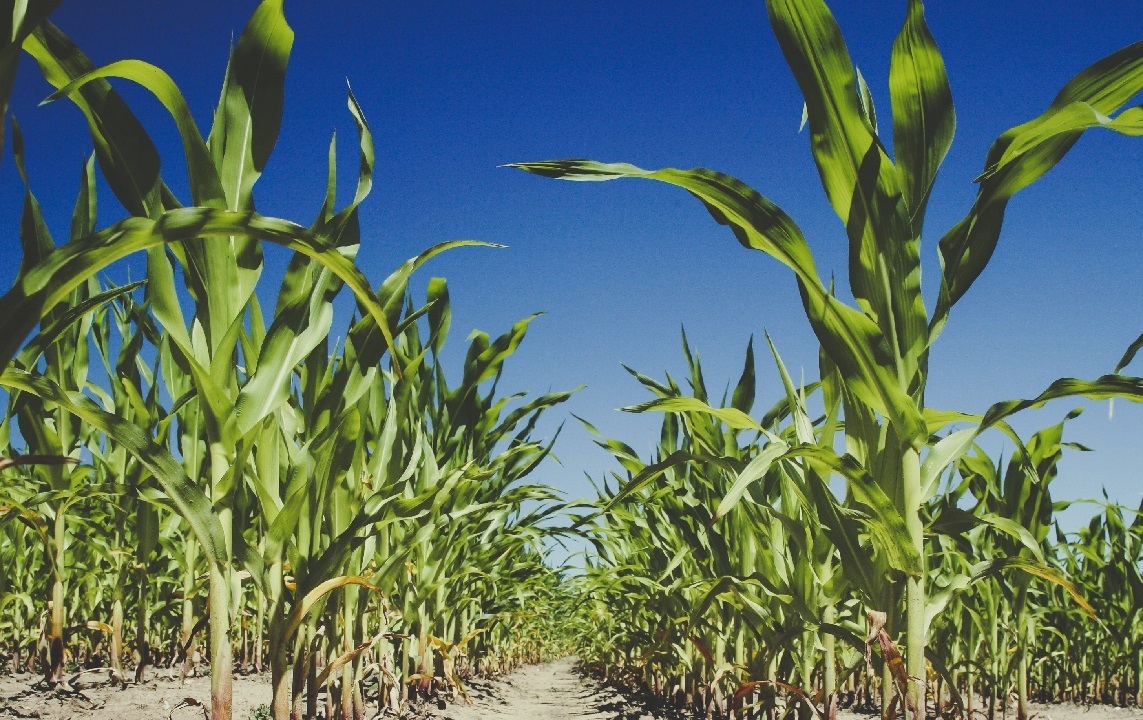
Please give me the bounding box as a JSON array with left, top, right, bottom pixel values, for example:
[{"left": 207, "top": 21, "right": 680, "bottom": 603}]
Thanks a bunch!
[
  {"left": 514, "top": 1, "right": 1143, "bottom": 714},
  {"left": 1, "top": 3, "right": 467, "bottom": 718},
  {"left": 0, "top": 5, "right": 588, "bottom": 720},
  {"left": 570, "top": 334, "right": 857, "bottom": 715},
  {"left": 567, "top": 340, "right": 1143, "bottom": 720},
  {"left": 954, "top": 412, "right": 1089, "bottom": 719},
  {"left": 1, "top": 118, "right": 106, "bottom": 685}
]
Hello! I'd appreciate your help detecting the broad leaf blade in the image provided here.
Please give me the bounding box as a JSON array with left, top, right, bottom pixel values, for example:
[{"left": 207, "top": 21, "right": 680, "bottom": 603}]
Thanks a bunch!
[{"left": 889, "top": 0, "right": 955, "bottom": 234}]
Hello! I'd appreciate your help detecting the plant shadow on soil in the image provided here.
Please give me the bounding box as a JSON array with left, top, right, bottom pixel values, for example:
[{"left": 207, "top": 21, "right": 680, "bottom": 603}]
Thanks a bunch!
[
  {"left": 407, "top": 658, "right": 1143, "bottom": 720},
  {"left": 1, "top": 662, "right": 1141, "bottom": 720}
]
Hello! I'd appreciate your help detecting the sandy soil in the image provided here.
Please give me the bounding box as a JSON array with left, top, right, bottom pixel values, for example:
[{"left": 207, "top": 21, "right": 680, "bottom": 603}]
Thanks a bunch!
[
  {"left": 836, "top": 704, "right": 1143, "bottom": 720},
  {"left": 411, "top": 656, "right": 665, "bottom": 720},
  {"left": 1, "top": 660, "right": 1141, "bottom": 720},
  {"left": 420, "top": 659, "right": 1143, "bottom": 720},
  {"left": 412, "top": 661, "right": 1143, "bottom": 720},
  {"left": 0, "top": 669, "right": 271, "bottom": 719}
]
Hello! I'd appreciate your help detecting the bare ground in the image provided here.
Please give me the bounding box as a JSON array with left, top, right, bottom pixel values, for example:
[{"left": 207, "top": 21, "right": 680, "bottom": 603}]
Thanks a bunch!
[
  {"left": 836, "top": 704, "right": 1143, "bottom": 720},
  {"left": 404, "top": 660, "right": 1143, "bottom": 720},
  {"left": 408, "top": 656, "right": 672, "bottom": 720},
  {"left": 1, "top": 661, "right": 1141, "bottom": 720},
  {"left": 0, "top": 669, "right": 270, "bottom": 719}
]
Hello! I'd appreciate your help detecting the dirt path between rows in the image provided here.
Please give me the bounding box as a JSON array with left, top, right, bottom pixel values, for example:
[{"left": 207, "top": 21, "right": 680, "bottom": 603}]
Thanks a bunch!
[
  {"left": 0, "top": 658, "right": 654, "bottom": 720},
  {"left": 416, "top": 657, "right": 660, "bottom": 720},
  {"left": 426, "top": 659, "right": 1143, "bottom": 720}
]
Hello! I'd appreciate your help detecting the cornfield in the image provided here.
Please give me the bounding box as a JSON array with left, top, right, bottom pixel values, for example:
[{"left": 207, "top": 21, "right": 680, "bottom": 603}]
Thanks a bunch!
[{"left": 0, "top": 1, "right": 1140, "bottom": 720}]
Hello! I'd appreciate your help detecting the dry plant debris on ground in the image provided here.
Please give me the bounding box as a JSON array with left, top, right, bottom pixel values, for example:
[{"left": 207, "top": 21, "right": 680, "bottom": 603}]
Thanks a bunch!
[{"left": 3, "top": 658, "right": 1143, "bottom": 720}]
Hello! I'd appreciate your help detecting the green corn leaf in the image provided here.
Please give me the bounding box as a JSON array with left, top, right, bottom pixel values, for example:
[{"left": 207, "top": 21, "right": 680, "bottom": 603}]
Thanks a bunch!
[
  {"left": 919, "top": 427, "right": 976, "bottom": 502},
  {"left": 489, "top": 389, "right": 579, "bottom": 441},
  {"left": 889, "top": 0, "right": 955, "bottom": 234},
  {"left": 43, "top": 59, "right": 226, "bottom": 207},
  {"left": 142, "top": 245, "right": 237, "bottom": 446},
  {"left": 855, "top": 68, "right": 877, "bottom": 134},
  {"left": 970, "top": 557, "right": 1093, "bottom": 616},
  {"left": 977, "top": 103, "right": 1143, "bottom": 191},
  {"left": 921, "top": 376, "right": 1143, "bottom": 525},
  {"left": 24, "top": 22, "right": 161, "bottom": 217},
  {"left": 979, "top": 375, "right": 1143, "bottom": 431},
  {"left": 350, "top": 240, "right": 497, "bottom": 370},
  {"left": 758, "top": 382, "right": 819, "bottom": 431},
  {"left": 457, "top": 312, "right": 540, "bottom": 391},
  {"left": 820, "top": 622, "right": 868, "bottom": 655},
  {"left": 924, "top": 574, "right": 970, "bottom": 635},
  {"left": 14, "top": 281, "right": 145, "bottom": 371},
  {"left": 10, "top": 118, "right": 54, "bottom": 271},
  {"left": 765, "top": 332, "right": 814, "bottom": 444},
  {"left": 787, "top": 445, "right": 922, "bottom": 577},
  {"left": 510, "top": 160, "right": 927, "bottom": 446},
  {"left": 427, "top": 277, "right": 451, "bottom": 356},
  {"left": 713, "top": 441, "right": 791, "bottom": 522},
  {"left": 601, "top": 451, "right": 723, "bottom": 510},
  {"left": 69, "top": 154, "right": 97, "bottom": 241},
  {"left": 0, "top": 208, "right": 398, "bottom": 371},
  {"left": 766, "top": 0, "right": 926, "bottom": 372},
  {"left": 0, "top": 368, "right": 226, "bottom": 566},
  {"left": 978, "top": 513, "right": 1047, "bottom": 564},
  {"left": 283, "top": 575, "right": 380, "bottom": 644},
  {"left": 207, "top": 0, "right": 293, "bottom": 211},
  {"left": 234, "top": 257, "right": 342, "bottom": 435},
  {"left": 805, "top": 470, "right": 879, "bottom": 600},
  {"left": 709, "top": 436, "right": 919, "bottom": 576},
  {"left": 729, "top": 338, "right": 757, "bottom": 415},
  {"left": 238, "top": 543, "right": 269, "bottom": 601},
  {"left": 934, "top": 40, "right": 1143, "bottom": 337},
  {"left": 624, "top": 396, "right": 770, "bottom": 435}
]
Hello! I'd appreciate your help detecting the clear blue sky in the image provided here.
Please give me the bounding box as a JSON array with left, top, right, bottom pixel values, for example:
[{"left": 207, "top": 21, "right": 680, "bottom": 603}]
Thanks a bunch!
[{"left": 2, "top": 1, "right": 1141, "bottom": 533}]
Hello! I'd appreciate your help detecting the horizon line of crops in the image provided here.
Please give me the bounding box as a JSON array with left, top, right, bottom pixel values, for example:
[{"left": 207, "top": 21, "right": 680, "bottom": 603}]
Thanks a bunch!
[{"left": 563, "top": 331, "right": 1141, "bottom": 718}]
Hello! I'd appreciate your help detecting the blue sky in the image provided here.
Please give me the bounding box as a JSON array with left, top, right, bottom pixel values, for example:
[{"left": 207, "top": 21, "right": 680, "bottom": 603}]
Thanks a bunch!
[{"left": 2, "top": 1, "right": 1141, "bottom": 535}]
